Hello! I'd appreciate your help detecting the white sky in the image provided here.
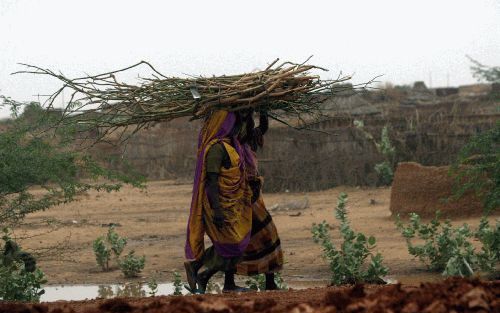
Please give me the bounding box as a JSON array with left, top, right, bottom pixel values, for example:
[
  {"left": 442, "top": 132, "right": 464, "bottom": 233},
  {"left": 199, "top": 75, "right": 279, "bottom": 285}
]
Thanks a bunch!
[{"left": 1, "top": 0, "right": 499, "bottom": 118}]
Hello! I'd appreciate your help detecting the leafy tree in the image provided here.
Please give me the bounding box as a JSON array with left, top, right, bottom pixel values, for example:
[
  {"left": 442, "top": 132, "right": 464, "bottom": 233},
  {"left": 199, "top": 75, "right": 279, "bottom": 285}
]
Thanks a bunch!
[
  {"left": 468, "top": 57, "right": 500, "bottom": 99},
  {"left": 0, "top": 97, "right": 144, "bottom": 229},
  {"left": 468, "top": 56, "right": 500, "bottom": 83},
  {"left": 450, "top": 122, "right": 499, "bottom": 215},
  {"left": 0, "top": 95, "right": 144, "bottom": 300}
]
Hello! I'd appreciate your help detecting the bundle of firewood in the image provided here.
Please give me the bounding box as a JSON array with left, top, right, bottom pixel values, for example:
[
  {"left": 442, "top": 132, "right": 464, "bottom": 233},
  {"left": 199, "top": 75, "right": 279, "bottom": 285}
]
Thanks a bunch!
[{"left": 16, "top": 58, "right": 364, "bottom": 141}]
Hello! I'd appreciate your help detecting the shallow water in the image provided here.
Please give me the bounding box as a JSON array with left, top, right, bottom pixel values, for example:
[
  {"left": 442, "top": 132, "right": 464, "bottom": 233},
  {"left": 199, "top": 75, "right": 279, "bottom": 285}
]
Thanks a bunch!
[
  {"left": 40, "top": 279, "right": 289, "bottom": 302},
  {"left": 40, "top": 273, "right": 444, "bottom": 302},
  {"left": 41, "top": 282, "right": 188, "bottom": 302},
  {"left": 384, "top": 272, "right": 442, "bottom": 285}
]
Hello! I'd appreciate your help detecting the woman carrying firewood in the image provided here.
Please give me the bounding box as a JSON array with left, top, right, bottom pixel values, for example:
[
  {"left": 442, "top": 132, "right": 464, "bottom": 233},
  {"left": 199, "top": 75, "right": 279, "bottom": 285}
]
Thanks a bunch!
[
  {"left": 235, "top": 109, "right": 284, "bottom": 290},
  {"left": 184, "top": 109, "right": 283, "bottom": 293},
  {"left": 184, "top": 109, "right": 253, "bottom": 293}
]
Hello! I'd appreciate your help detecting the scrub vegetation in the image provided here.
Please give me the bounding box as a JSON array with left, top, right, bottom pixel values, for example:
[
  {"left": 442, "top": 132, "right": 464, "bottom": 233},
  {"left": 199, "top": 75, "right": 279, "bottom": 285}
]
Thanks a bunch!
[{"left": 312, "top": 193, "right": 389, "bottom": 285}]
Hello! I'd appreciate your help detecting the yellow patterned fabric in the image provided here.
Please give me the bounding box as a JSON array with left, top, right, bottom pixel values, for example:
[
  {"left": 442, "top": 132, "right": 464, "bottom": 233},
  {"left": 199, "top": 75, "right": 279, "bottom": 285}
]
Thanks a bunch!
[
  {"left": 202, "top": 140, "right": 252, "bottom": 247},
  {"left": 236, "top": 147, "right": 284, "bottom": 275},
  {"left": 236, "top": 194, "right": 284, "bottom": 275},
  {"left": 185, "top": 111, "right": 253, "bottom": 261}
]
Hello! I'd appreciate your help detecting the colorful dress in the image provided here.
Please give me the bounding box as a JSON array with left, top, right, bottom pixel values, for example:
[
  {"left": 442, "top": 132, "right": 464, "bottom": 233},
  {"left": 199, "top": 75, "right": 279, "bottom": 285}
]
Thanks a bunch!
[
  {"left": 237, "top": 146, "right": 284, "bottom": 275},
  {"left": 185, "top": 111, "right": 253, "bottom": 261}
]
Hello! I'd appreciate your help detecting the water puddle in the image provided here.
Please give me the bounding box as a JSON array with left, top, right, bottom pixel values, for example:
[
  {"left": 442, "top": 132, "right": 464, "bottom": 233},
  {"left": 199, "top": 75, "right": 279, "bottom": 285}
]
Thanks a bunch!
[
  {"left": 40, "top": 279, "right": 284, "bottom": 302},
  {"left": 41, "top": 282, "right": 195, "bottom": 302},
  {"left": 40, "top": 274, "right": 444, "bottom": 302},
  {"left": 383, "top": 272, "right": 443, "bottom": 285}
]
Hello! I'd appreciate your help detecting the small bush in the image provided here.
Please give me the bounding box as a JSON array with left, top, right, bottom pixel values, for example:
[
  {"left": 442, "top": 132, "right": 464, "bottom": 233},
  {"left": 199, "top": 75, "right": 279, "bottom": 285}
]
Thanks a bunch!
[
  {"left": 93, "top": 237, "right": 111, "bottom": 271},
  {"left": 106, "top": 226, "right": 127, "bottom": 259},
  {"left": 475, "top": 217, "right": 500, "bottom": 273},
  {"left": 354, "top": 123, "right": 396, "bottom": 185},
  {"left": 245, "top": 272, "right": 287, "bottom": 291},
  {"left": 93, "top": 226, "right": 127, "bottom": 271},
  {"left": 147, "top": 277, "right": 158, "bottom": 297},
  {"left": 374, "top": 161, "right": 394, "bottom": 186},
  {"left": 450, "top": 121, "right": 499, "bottom": 214},
  {"left": 119, "top": 251, "right": 145, "bottom": 278},
  {"left": 396, "top": 212, "right": 499, "bottom": 276},
  {"left": 312, "top": 193, "right": 388, "bottom": 285},
  {"left": 374, "top": 126, "right": 396, "bottom": 185},
  {"left": 0, "top": 229, "right": 46, "bottom": 301},
  {"left": 172, "top": 271, "right": 183, "bottom": 295}
]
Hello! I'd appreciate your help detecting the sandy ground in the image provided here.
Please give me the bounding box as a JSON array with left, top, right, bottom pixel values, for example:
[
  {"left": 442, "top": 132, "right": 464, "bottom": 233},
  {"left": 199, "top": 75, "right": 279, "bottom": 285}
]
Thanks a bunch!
[{"left": 15, "top": 181, "right": 493, "bottom": 286}]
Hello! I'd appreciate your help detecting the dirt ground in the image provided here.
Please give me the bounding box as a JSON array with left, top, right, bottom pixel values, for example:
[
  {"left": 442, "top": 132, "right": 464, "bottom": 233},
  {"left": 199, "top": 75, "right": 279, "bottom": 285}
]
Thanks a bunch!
[
  {"left": 15, "top": 181, "right": 497, "bottom": 286},
  {"left": 2, "top": 278, "right": 499, "bottom": 313}
]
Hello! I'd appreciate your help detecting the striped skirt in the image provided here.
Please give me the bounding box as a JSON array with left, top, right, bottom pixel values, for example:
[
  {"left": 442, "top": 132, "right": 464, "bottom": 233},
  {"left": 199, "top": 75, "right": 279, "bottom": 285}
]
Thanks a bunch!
[{"left": 236, "top": 196, "right": 284, "bottom": 275}]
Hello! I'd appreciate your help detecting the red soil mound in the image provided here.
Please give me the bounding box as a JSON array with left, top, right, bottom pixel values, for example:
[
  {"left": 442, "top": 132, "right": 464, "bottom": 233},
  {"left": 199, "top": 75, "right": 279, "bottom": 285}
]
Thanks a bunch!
[
  {"left": 390, "top": 162, "right": 484, "bottom": 218},
  {"left": 1, "top": 278, "right": 498, "bottom": 313}
]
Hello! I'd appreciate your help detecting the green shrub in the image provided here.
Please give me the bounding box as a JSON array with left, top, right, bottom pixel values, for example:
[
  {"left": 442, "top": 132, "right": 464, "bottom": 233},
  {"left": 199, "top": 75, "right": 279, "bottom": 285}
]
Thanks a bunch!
[
  {"left": 0, "top": 229, "right": 46, "bottom": 302},
  {"left": 312, "top": 193, "right": 388, "bottom": 285},
  {"left": 147, "top": 277, "right": 158, "bottom": 297},
  {"left": 374, "top": 161, "right": 394, "bottom": 186},
  {"left": 0, "top": 98, "right": 145, "bottom": 230},
  {"left": 93, "top": 237, "right": 111, "bottom": 271},
  {"left": 354, "top": 122, "right": 396, "bottom": 185},
  {"left": 396, "top": 212, "right": 499, "bottom": 276},
  {"left": 374, "top": 126, "right": 396, "bottom": 185},
  {"left": 172, "top": 271, "right": 183, "bottom": 295},
  {"left": 376, "top": 126, "right": 396, "bottom": 160},
  {"left": 245, "top": 272, "right": 287, "bottom": 291},
  {"left": 106, "top": 226, "right": 127, "bottom": 259},
  {"left": 469, "top": 57, "right": 500, "bottom": 83},
  {"left": 450, "top": 121, "right": 499, "bottom": 214},
  {"left": 93, "top": 226, "right": 127, "bottom": 271},
  {"left": 119, "top": 251, "right": 145, "bottom": 278},
  {"left": 0, "top": 262, "right": 46, "bottom": 302},
  {"left": 475, "top": 217, "right": 500, "bottom": 273}
]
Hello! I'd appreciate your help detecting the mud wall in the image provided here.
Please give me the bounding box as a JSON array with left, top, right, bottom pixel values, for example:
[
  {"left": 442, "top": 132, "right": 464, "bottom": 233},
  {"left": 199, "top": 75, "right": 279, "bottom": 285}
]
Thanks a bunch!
[
  {"left": 257, "top": 118, "right": 382, "bottom": 191},
  {"left": 390, "top": 162, "right": 484, "bottom": 217}
]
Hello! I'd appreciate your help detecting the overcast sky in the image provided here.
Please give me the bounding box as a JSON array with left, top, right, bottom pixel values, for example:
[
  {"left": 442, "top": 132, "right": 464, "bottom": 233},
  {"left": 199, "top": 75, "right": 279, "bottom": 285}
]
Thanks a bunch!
[{"left": 1, "top": 0, "right": 499, "bottom": 118}]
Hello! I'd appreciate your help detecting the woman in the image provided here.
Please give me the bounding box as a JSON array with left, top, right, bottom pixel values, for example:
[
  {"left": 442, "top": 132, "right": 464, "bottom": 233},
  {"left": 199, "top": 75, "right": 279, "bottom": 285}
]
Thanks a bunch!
[
  {"left": 184, "top": 110, "right": 253, "bottom": 293},
  {"left": 236, "top": 110, "right": 284, "bottom": 290}
]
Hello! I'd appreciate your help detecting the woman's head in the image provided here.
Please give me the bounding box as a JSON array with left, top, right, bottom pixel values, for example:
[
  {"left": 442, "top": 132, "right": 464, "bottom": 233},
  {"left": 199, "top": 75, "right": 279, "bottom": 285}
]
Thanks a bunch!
[{"left": 231, "top": 109, "right": 255, "bottom": 141}]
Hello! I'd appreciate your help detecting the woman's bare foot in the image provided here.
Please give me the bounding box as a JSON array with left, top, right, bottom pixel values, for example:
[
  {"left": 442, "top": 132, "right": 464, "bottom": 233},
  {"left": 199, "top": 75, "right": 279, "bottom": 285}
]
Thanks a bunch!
[{"left": 184, "top": 261, "right": 200, "bottom": 291}]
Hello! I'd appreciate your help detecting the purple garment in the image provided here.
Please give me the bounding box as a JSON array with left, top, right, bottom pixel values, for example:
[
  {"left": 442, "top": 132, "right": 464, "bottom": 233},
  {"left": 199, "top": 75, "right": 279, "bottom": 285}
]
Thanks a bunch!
[{"left": 213, "top": 232, "right": 251, "bottom": 258}]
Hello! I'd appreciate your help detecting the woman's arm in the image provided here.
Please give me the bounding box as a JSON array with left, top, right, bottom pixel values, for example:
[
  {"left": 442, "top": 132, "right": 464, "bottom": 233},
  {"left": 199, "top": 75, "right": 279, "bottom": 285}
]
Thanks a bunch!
[
  {"left": 256, "top": 110, "right": 269, "bottom": 135},
  {"left": 205, "top": 144, "right": 227, "bottom": 229}
]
